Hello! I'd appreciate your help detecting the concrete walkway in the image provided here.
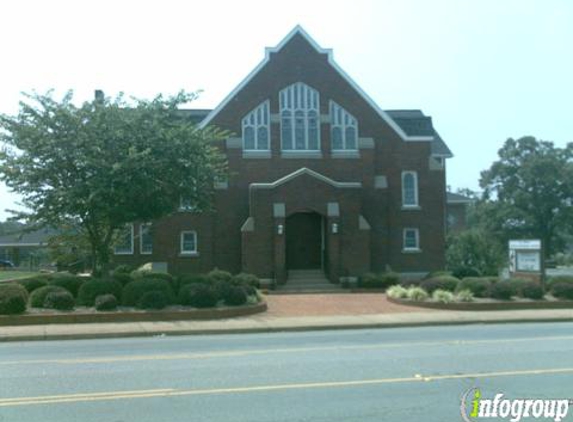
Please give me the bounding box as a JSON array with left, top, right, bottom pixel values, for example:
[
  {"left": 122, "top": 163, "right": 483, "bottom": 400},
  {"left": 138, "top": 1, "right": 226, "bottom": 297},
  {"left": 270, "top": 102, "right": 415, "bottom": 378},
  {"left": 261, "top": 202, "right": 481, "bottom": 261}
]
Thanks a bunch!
[{"left": 2, "top": 294, "right": 573, "bottom": 342}]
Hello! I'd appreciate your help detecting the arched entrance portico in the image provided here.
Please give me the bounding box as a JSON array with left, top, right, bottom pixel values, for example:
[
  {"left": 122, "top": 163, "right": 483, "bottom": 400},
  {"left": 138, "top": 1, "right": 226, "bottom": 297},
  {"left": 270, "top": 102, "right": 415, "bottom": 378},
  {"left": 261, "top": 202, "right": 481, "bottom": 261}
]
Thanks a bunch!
[{"left": 286, "top": 211, "right": 324, "bottom": 270}]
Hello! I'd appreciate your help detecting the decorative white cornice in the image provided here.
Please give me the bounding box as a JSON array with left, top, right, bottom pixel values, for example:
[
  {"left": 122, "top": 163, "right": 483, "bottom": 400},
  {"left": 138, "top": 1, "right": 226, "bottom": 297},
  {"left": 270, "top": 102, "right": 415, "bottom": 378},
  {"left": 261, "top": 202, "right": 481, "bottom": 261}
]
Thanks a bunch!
[{"left": 250, "top": 167, "right": 361, "bottom": 190}]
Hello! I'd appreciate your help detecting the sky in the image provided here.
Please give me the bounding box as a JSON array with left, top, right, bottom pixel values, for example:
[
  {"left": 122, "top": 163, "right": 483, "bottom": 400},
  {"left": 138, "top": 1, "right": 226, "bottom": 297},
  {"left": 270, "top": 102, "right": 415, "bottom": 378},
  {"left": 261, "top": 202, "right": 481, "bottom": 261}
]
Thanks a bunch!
[{"left": 0, "top": 0, "right": 572, "bottom": 220}]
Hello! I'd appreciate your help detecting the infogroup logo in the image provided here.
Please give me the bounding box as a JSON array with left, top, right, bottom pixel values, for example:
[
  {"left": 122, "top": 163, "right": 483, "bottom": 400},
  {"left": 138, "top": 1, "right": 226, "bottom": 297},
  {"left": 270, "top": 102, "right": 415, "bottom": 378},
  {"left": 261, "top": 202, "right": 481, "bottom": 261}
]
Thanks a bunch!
[{"left": 460, "top": 388, "right": 571, "bottom": 422}]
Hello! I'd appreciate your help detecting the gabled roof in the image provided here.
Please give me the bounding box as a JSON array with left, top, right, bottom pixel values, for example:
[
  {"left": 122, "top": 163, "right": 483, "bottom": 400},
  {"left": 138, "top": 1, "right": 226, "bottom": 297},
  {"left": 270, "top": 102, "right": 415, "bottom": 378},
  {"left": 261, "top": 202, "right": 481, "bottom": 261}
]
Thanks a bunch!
[
  {"left": 250, "top": 167, "right": 362, "bottom": 190},
  {"left": 0, "top": 227, "right": 57, "bottom": 247},
  {"left": 198, "top": 26, "right": 433, "bottom": 142},
  {"left": 386, "top": 110, "right": 453, "bottom": 157},
  {"left": 447, "top": 192, "right": 474, "bottom": 204}
]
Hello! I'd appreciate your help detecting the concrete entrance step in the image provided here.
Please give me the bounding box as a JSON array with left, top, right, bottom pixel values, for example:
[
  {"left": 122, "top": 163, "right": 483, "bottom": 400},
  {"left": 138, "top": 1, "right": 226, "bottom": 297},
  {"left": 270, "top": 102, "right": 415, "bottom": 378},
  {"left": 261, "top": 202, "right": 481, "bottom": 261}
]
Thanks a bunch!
[{"left": 288, "top": 270, "right": 326, "bottom": 280}]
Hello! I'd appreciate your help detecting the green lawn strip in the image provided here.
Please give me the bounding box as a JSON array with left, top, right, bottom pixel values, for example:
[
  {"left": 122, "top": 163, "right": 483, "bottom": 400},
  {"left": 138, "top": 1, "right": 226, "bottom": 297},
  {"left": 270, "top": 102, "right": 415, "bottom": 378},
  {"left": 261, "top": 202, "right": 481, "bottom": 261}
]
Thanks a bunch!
[{"left": 0, "top": 271, "right": 40, "bottom": 282}]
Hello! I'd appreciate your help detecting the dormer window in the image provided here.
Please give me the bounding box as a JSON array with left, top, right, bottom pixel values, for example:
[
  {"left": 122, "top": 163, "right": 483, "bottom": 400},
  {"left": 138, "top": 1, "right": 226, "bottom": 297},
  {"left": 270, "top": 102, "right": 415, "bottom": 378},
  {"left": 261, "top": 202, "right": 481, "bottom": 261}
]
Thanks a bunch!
[
  {"left": 242, "top": 101, "right": 270, "bottom": 151},
  {"left": 280, "top": 83, "right": 320, "bottom": 151},
  {"left": 330, "top": 101, "right": 358, "bottom": 150}
]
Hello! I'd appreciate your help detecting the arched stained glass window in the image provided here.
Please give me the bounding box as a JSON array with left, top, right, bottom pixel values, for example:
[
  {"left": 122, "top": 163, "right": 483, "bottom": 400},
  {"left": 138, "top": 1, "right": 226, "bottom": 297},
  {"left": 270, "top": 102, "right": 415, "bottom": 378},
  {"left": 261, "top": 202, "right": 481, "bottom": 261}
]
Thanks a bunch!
[
  {"left": 279, "top": 83, "right": 320, "bottom": 150},
  {"left": 242, "top": 101, "right": 270, "bottom": 150},
  {"left": 330, "top": 101, "right": 358, "bottom": 151},
  {"left": 402, "top": 171, "right": 419, "bottom": 207}
]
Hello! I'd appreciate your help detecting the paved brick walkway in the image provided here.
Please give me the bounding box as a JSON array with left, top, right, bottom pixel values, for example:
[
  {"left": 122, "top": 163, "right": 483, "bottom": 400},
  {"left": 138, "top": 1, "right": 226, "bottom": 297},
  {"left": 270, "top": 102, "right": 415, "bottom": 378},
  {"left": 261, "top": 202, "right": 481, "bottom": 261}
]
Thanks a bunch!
[{"left": 264, "top": 293, "right": 433, "bottom": 317}]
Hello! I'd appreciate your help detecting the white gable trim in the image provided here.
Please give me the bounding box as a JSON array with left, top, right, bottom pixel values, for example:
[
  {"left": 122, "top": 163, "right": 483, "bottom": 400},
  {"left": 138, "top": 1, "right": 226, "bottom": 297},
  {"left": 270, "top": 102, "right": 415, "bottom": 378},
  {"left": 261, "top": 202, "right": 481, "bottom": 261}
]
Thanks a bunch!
[
  {"left": 250, "top": 167, "right": 362, "bottom": 190},
  {"left": 198, "top": 26, "right": 433, "bottom": 142}
]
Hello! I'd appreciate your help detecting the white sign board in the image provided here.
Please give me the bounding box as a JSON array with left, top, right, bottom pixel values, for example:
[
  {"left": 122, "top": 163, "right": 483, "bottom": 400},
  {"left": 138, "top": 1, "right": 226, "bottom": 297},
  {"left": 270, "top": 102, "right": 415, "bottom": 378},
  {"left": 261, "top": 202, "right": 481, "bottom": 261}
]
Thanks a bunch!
[
  {"left": 516, "top": 251, "right": 541, "bottom": 272},
  {"left": 509, "top": 240, "right": 541, "bottom": 250},
  {"left": 509, "top": 239, "right": 542, "bottom": 273}
]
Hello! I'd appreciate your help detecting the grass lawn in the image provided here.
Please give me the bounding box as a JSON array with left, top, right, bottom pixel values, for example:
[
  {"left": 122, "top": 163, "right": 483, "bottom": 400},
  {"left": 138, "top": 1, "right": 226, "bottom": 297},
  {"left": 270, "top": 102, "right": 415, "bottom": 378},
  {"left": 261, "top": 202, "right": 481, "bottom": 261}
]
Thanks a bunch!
[{"left": 0, "top": 271, "right": 40, "bottom": 282}]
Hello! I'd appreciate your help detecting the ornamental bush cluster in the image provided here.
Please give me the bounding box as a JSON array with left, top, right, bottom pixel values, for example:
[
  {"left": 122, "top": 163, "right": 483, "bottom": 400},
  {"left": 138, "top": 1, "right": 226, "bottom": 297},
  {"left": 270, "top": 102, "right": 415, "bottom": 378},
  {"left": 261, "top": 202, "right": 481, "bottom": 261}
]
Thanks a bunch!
[{"left": 1, "top": 267, "right": 262, "bottom": 315}]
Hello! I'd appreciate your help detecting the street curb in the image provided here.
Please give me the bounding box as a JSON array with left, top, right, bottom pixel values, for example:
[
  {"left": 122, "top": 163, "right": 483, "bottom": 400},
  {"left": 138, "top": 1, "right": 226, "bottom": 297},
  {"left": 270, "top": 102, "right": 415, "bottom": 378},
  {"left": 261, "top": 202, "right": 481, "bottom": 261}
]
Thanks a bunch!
[{"left": 2, "top": 315, "right": 573, "bottom": 342}]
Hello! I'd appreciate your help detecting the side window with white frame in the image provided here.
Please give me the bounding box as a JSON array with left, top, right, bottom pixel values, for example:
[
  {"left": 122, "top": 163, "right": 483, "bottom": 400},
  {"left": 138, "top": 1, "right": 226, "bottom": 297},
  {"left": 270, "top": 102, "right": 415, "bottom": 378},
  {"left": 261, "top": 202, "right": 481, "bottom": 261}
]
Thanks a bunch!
[
  {"left": 330, "top": 101, "right": 358, "bottom": 150},
  {"left": 140, "top": 223, "right": 153, "bottom": 255},
  {"left": 403, "top": 228, "right": 420, "bottom": 251},
  {"left": 180, "top": 231, "right": 197, "bottom": 255},
  {"left": 279, "top": 82, "right": 320, "bottom": 151},
  {"left": 402, "top": 171, "right": 419, "bottom": 207},
  {"left": 242, "top": 101, "right": 270, "bottom": 151},
  {"left": 114, "top": 224, "right": 134, "bottom": 255}
]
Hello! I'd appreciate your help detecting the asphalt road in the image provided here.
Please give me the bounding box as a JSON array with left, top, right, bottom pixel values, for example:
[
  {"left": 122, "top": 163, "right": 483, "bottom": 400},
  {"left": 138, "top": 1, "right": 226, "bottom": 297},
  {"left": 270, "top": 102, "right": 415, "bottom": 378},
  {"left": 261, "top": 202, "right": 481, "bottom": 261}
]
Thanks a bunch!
[{"left": 1, "top": 323, "right": 573, "bottom": 421}]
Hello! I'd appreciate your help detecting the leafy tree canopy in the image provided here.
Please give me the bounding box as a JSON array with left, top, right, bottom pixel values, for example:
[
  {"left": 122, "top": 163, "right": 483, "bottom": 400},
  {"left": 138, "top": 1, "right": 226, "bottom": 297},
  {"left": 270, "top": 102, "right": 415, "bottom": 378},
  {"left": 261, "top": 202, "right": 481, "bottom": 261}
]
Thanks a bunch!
[
  {"left": 479, "top": 136, "right": 573, "bottom": 255},
  {"left": 0, "top": 90, "right": 227, "bottom": 272}
]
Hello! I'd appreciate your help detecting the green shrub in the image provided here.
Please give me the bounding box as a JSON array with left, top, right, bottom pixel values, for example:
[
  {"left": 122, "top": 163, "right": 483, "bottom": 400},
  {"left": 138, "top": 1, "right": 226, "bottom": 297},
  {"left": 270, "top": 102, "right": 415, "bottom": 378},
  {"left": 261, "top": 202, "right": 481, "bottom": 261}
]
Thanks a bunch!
[
  {"left": 489, "top": 282, "right": 515, "bottom": 300},
  {"left": 122, "top": 278, "right": 175, "bottom": 307},
  {"left": 43, "top": 291, "right": 75, "bottom": 311},
  {"left": 358, "top": 272, "right": 400, "bottom": 290},
  {"left": 16, "top": 275, "right": 51, "bottom": 293},
  {"left": 48, "top": 273, "right": 86, "bottom": 297},
  {"left": 178, "top": 283, "right": 218, "bottom": 308},
  {"left": 423, "top": 270, "right": 452, "bottom": 279},
  {"left": 455, "top": 289, "right": 474, "bottom": 302},
  {"left": 521, "top": 282, "right": 544, "bottom": 300},
  {"left": 505, "top": 278, "right": 529, "bottom": 297},
  {"left": 223, "top": 285, "right": 248, "bottom": 306},
  {"left": 457, "top": 277, "right": 493, "bottom": 298},
  {"left": 178, "top": 273, "right": 209, "bottom": 288},
  {"left": 547, "top": 276, "right": 573, "bottom": 290},
  {"left": 432, "top": 289, "right": 455, "bottom": 303},
  {"left": 113, "top": 264, "right": 133, "bottom": 274},
  {"left": 231, "top": 273, "right": 261, "bottom": 289},
  {"left": 406, "top": 287, "right": 429, "bottom": 301},
  {"left": 29, "top": 285, "right": 68, "bottom": 308},
  {"left": 77, "top": 279, "right": 123, "bottom": 306},
  {"left": 451, "top": 266, "right": 481, "bottom": 279},
  {"left": 138, "top": 290, "right": 169, "bottom": 310},
  {"left": 206, "top": 268, "right": 233, "bottom": 284},
  {"left": 420, "top": 276, "right": 459, "bottom": 293},
  {"left": 399, "top": 278, "right": 422, "bottom": 288},
  {"left": 110, "top": 270, "right": 133, "bottom": 286},
  {"left": 386, "top": 285, "right": 408, "bottom": 299},
  {"left": 0, "top": 284, "right": 29, "bottom": 315},
  {"left": 95, "top": 294, "right": 118, "bottom": 311},
  {"left": 551, "top": 282, "right": 573, "bottom": 300},
  {"left": 446, "top": 229, "right": 504, "bottom": 276}
]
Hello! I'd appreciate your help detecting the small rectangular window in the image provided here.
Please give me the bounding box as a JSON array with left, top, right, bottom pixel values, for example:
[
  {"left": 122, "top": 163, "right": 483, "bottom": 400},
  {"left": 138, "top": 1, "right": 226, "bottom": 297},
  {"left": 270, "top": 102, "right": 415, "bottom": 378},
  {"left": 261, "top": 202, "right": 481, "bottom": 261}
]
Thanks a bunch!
[
  {"left": 140, "top": 223, "right": 153, "bottom": 255},
  {"left": 114, "top": 224, "right": 134, "bottom": 255},
  {"left": 180, "top": 231, "right": 197, "bottom": 254},
  {"left": 403, "top": 228, "right": 420, "bottom": 251}
]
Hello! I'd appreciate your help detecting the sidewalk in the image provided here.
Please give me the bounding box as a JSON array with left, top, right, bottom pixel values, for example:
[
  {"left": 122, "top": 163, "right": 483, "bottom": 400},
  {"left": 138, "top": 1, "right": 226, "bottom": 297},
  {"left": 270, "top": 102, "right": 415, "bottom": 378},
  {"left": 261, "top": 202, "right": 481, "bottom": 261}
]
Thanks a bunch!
[{"left": 2, "top": 294, "right": 573, "bottom": 342}]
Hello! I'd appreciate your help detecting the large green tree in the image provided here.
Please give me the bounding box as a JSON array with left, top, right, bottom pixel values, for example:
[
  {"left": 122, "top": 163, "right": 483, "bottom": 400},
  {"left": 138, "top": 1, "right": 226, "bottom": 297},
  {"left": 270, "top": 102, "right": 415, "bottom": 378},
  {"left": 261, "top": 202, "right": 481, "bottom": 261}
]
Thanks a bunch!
[
  {"left": 479, "top": 136, "right": 573, "bottom": 255},
  {"left": 0, "top": 91, "right": 227, "bottom": 273}
]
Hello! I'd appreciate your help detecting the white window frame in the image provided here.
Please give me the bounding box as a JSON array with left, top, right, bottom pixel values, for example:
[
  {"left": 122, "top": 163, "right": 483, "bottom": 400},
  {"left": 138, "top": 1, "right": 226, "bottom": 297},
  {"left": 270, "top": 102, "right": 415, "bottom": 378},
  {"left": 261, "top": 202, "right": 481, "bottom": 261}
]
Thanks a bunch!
[
  {"left": 139, "top": 223, "right": 153, "bottom": 255},
  {"left": 114, "top": 224, "right": 134, "bottom": 255},
  {"left": 401, "top": 171, "right": 419, "bottom": 208},
  {"left": 329, "top": 101, "right": 358, "bottom": 151},
  {"left": 403, "top": 228, "right": 420, "bottom": 252},
  {"left": 279, "top": 82, "right": 320, "bottom": 151},
  {"left": 180, "top": 230, "right": 198, "bottom": 255},
  {"left": 179, "top": 197, "right": 194, "bottom": 212},
  {"left": 242, "top": 101, "right": 270, "bottom": 151}
]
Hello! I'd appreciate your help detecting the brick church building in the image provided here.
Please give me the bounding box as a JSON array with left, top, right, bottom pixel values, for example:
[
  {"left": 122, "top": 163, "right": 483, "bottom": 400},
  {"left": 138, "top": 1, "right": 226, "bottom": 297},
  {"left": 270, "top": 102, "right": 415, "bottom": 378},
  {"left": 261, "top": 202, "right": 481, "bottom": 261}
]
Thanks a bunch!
[{"left": 114, "top": 26, "right": 453, "bottom": 286}]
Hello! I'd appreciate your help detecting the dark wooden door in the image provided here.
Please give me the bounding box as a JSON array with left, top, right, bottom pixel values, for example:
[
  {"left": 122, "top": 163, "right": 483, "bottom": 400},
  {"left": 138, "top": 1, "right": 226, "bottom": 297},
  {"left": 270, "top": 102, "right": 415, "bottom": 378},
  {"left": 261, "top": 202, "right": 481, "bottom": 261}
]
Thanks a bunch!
[{"left": 286, "top": 212, "right": 322, "bottom": 269}]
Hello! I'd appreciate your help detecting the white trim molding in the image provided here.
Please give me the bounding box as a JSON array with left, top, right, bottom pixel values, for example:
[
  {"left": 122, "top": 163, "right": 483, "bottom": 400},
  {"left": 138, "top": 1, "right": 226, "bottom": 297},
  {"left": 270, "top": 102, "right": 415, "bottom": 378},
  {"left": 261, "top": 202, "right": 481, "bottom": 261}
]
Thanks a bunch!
[
  {"left": 401, "top": 171, "right": 419, "bottom": 208},
  {"left": 139, "top": 223, "right": 153, "bottom": 255},
  {"left": 180, "top": 230, "right": 198, "bottom": 255},
  {"left": 198, "top": 26, "right": 433, "bottom": 143},
  {"left": 402, "top": 228, "right": 421, "bottom": 253},
  {"left": 114, "top": 224, "right": 134, "bottom": 255},
  {"left": 250, "top": 167, "right": 362, "bottom": 190}
]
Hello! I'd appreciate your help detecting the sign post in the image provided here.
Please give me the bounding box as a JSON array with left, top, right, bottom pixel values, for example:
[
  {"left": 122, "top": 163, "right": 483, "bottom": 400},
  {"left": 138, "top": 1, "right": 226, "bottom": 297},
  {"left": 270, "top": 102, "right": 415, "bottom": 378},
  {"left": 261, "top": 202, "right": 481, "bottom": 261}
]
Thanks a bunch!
[{"left": 508, "top": 239, "right": 543, "bottom": 284}]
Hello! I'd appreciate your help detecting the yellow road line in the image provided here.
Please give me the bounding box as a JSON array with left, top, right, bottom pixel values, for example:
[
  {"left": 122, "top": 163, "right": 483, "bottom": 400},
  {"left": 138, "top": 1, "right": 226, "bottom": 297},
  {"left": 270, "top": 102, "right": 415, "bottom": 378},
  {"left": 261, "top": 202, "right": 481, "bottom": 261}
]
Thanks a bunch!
[
  {"left": 2, "top": 334, "right": 573, "bottom": 366},
  {"left": 1, "top": 367, "right": 572, "bottom": 408}
]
